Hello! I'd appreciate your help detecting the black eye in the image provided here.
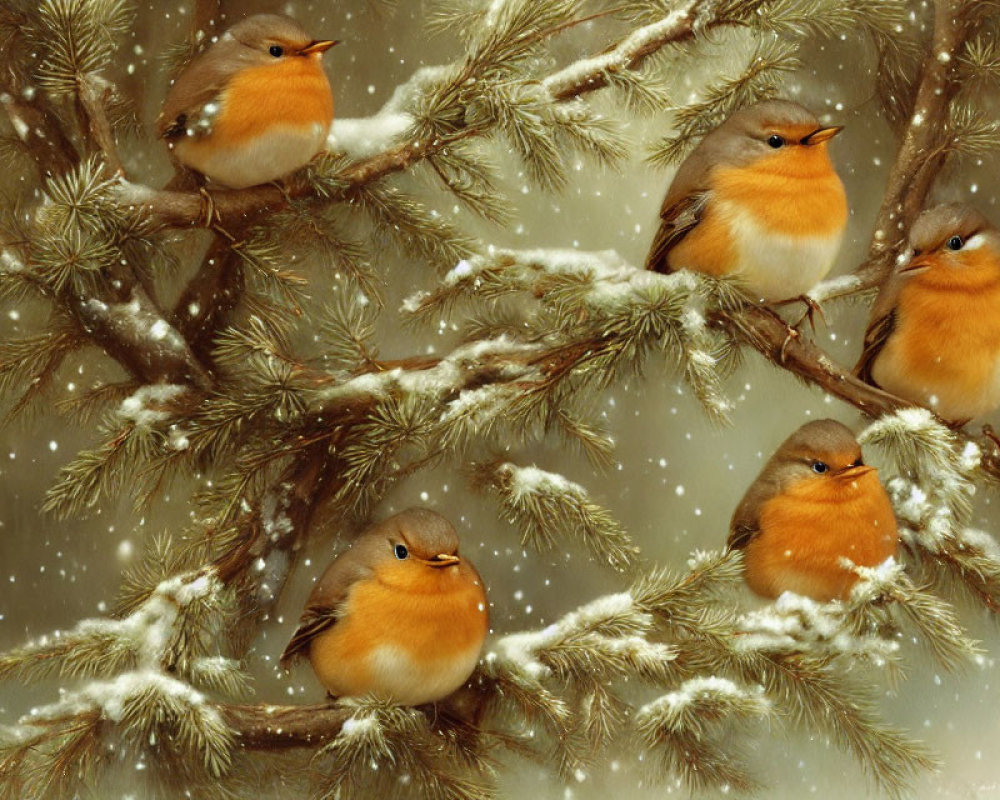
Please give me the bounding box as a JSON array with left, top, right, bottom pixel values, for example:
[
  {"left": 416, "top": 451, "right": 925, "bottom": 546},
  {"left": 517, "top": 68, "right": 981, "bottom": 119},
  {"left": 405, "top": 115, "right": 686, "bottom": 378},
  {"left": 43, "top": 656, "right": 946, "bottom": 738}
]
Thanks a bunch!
[
  {"left": 767, "top": 134, "right": 785, "bottom": 148},
  {"left": 269, "top": 45, "right": 284, "bottom": 57},
  {"left": 811, "top": 461, "right": 829, "bottom": 474},
  {"left": 394, "top": 544, "right": 408, "bottom": 560},
  {"left": 946, "top": 235, "right": 964, "bottom": 251},
  {"left": 851, "top": 457, "right": 864, "bottom": 467}
]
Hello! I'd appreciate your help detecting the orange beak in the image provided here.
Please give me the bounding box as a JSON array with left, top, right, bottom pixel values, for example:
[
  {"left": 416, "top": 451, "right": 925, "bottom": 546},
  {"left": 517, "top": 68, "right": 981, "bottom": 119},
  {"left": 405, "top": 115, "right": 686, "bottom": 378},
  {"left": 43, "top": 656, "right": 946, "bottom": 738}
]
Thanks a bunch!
[
  {"left": 899, "top": 256, "right": 933, "bottom": 275},
  {"left": 837, "top": 464, "right": 875, "bottom": 480},
  {"left": 426, "top": 553, "right": 461, "bottom": 568},
  {"left": 801, "top": 126, "right": 843, "bottom": 145},
  {"left": 301, "top": 39, "right": 339, "bottom": 55}
]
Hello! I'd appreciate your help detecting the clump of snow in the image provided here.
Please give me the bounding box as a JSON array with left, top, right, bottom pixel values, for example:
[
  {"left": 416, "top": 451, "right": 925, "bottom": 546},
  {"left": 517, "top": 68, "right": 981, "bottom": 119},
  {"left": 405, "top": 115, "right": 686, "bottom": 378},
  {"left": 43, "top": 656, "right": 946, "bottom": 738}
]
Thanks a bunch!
[
  {"left": 542, "top": 5, "right": 696, "bottom": 98},
  {"left": 327, "top": 64, "right": 459, "bottom": 159},
  {"left": 401, "top": 247, "right": 700, "bottom": 321},
  {"left": 314, "top": 335, "right": 539, "bottom": 419},
  {"left": 340, "top": 714, "right": 378, "bottom": 739},
  {"left": 485, "top": 592, "right": 673, "bottom": 682},
  {"left": 25, "top": 669, "right": 225, "bottom": 738},
  {"left": 645, "top": 676, "right": 756, "bottom": 714},
  {"left": 737, "top": 589, "right": 899, "bottom": 661},
  {"left": 846, "top": 556, "right": 903, "bottom": 603},
  {"left": 505, "top": 464, "right": 578, "bottom": 500},
  {"left": 329, "top": 111, "right": 414, "bottom": 159},
  {"left": 400, "top": 290, "right": 431, "bottom": 315},
  {"left": 807, "top": 273, "right": 865, "bottom": 303},
  {"left": 439, "top": 383, "right": 517, "bottom": 428},
  {"left": 0, "top": 248, "right": 24, "bottom": 273},
  {"left": 118, "top": 383, "right": 185, "bottom": 428},
  {"left": 861, "top": 407, "right": 940, "bottom": 442},
  {"left": 260, "top": 482, "right": 295, "bottom": 543}
]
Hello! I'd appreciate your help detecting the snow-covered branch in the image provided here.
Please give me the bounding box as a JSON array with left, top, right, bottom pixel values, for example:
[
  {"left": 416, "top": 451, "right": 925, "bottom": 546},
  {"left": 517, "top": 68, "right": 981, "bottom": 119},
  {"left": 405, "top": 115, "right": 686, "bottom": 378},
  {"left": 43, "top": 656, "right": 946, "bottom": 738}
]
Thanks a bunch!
[{"left": 109, "top": 4, "right": 722, "bottom": 231}]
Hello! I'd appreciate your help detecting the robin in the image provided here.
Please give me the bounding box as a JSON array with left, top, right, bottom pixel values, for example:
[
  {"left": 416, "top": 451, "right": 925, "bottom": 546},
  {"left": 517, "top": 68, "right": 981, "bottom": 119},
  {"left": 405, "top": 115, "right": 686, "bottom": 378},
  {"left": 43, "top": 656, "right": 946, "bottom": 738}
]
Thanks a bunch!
[
  {"left": 157, "top": 14, "right": 336, "bottom": 189},
  {"left": 728, "top": 419, "right": 898, "bottom": 602},
  {"left": 855, "top": 203, "right": 1000, "bottom": 424},
  {"left": 280, "top": 509, "right": 489, "bottom": 706},
  {"left": 645, "top": 100, "right": 847, "bottom": 308}
]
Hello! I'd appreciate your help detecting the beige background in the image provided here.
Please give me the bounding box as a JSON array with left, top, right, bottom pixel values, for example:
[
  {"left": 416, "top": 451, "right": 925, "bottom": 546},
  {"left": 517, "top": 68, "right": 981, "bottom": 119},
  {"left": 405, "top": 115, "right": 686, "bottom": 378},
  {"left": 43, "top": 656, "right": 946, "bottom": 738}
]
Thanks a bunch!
[{"left": 1, "top": 1, "right": 999, "bottom": 797}]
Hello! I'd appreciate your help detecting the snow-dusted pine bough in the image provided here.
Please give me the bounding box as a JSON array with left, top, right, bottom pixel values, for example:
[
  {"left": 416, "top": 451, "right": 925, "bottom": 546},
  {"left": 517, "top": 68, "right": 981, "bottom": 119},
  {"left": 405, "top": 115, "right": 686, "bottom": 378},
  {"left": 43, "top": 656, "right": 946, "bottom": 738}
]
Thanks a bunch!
[{"left": 2, "top": 0, "right": 1000, "bottom": 798}]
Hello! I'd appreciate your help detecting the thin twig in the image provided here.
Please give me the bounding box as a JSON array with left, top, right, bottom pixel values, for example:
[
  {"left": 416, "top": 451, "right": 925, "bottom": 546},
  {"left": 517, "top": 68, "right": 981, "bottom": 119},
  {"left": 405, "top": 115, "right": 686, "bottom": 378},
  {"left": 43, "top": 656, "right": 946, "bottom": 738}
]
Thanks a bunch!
[{"left": 77, "top": 74, "right": 125, "bottom": 176}]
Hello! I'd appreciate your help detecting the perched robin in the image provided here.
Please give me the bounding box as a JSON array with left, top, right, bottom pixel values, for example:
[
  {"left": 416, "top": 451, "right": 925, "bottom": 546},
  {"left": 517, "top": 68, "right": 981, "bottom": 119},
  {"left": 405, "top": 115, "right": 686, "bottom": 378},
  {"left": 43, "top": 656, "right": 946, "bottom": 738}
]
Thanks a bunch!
[
  {"left": 157, "top": 14, "right": 336, "bottom": 189},
  {"left": 280, "top": 509, "right": 489, "bottom": 706},
  {"left": 855, "top": 203, "right": 1000, "bottom": 424},
  {"left": 728, "top": 419, "right": 898, "bottom": 602},
  {"left": 645, "top": 99, "right": 847, "bottom": 305}
]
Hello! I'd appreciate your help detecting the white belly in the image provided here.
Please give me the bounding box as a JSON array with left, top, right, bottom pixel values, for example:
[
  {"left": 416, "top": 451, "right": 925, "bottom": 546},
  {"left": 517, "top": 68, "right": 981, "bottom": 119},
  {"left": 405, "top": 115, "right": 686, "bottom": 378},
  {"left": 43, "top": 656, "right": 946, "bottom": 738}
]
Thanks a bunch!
[
  {"left": 722, "top": 203, "right": 844, "bottom": 302},
  {"left": 365, "top": 642, "right": 483, "bottom": 706},
  {"left": 173, "top": 122, "right": 329, "bottom": 189}
]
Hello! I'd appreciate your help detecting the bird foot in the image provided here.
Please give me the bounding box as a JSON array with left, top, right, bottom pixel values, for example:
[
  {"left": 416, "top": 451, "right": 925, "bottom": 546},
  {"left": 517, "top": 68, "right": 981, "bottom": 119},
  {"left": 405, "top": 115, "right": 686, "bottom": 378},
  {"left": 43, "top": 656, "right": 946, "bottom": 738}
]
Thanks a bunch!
[
  {"left": 779, "top": 326, "right": 799, "bottom": 364},
  {"left": 781, "top": 294, "right": 826, "bottom": 334},
  {"left": 198, "top": 186, "right": 236, "bottom": 242},
  {"left": 198, "top": 186, "right": 217, "bottom": 229}
]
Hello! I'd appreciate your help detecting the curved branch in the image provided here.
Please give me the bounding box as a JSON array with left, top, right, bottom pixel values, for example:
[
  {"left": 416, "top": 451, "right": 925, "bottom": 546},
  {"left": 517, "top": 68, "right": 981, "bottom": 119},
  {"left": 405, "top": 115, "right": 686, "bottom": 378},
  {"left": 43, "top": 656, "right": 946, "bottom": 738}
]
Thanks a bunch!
[
  {"left": 219, "top": 702, "right": 352, "bottom": 750},
  {"left": 712, "top": 304, "right": 911, "bottom": 416}
]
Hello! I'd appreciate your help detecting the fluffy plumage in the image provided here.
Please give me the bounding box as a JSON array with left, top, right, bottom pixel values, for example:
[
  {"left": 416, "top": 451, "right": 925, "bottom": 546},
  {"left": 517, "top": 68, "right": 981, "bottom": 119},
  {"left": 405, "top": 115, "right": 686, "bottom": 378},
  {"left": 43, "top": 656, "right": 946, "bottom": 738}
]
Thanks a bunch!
[
  {"left": 646, "top": 99, "right": 847, "bottom": 302},
  {"left": 855, "top": 204, "right": 1000, "bottom": 423},
  {"left": 280, "top": 509, "right": 489, "bottom": 706},
  {"left": 158, "top": 14, "right": 335, "bottom": 188},
  {"left": 729, "top": 420, "right": 898, "bottom": 601}
]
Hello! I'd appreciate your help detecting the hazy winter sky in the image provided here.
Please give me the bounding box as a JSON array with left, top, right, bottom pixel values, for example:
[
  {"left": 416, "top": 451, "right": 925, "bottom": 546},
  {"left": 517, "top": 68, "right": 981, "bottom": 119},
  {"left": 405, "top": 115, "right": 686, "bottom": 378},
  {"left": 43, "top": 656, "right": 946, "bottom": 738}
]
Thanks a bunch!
[{"left": 2, "top": 2, "right": 999, "bottom": 798}]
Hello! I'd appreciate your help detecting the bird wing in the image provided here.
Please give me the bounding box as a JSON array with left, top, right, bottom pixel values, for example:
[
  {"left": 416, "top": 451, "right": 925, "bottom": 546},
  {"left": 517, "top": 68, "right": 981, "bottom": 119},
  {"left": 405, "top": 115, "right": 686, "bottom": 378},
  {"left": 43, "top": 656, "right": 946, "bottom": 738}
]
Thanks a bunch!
[
  {"left": 854, "top": 273, "right": 904, "bottom": 384},
  {"left": 278, "top": 555, "right": 369, "bottom": 670},
  {"left": 644, "top": 189, "right": 710, "bottom": 274},
  {"left": 278, "top": 604, "right": 342, "bottom": 669},
  {"left": 157, "top": 45, "right": 248, "bottom": 140},
  {"left": 727, "top": 471, "right": 778, "bottom": 551}
]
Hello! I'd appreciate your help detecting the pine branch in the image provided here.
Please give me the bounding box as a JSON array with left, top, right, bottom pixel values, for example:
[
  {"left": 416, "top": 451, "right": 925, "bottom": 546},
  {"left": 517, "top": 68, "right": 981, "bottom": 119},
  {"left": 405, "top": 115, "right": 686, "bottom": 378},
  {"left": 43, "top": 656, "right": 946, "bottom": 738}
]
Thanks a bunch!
[
  {"left": 0, "top": 52, "right": 78, "bottom": 179},
  {"left": 110, "top": 0, "right": 735, "bottom": 231},
  {"left": 470, "top": 460, "right": 639, "bottom": 572},
  {"left": 635, "top": 678, "right": 768, "bottom": 793}
]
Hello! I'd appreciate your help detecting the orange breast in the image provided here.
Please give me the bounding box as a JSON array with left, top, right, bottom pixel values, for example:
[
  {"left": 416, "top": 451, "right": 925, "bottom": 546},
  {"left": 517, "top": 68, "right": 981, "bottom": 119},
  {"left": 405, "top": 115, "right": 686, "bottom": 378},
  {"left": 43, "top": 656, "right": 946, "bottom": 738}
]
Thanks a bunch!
[
  {"left": 744, "top": 471, "right": 898, "bottom": 601},
  {"left": 713, "top": 145, "right": 847, "bottom": 237},
  {"left": 308, "top": 562, "right": 488, "bottom": 697},
  {"left": 888, "top": 265, "right": 1000, "bottom": 407},
  {"left": 214, "top": 57, "right": 333, "bottom": 145},
  {"left": 667, "top": 203, "right": 737, "bottom": 277},
  {"left": 667, "top": 144, "right": 846, "bottom": 278}
]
